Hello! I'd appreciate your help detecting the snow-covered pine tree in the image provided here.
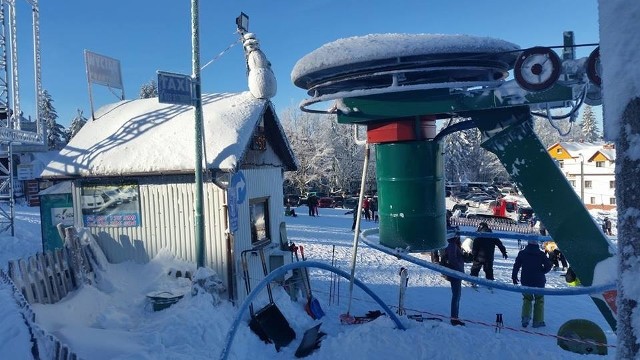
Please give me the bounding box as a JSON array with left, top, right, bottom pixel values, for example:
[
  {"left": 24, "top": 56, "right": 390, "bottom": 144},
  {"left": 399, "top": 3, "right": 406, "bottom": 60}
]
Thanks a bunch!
[
  {"left": 66, "top": 109, "right": 87, "bottom": 141},
  {"left": 533, "top": 112, "right": 582, "bottom": 147},
  {"left": 579, "top": 105, "right": 601, "bottom": 142},
  {"left": 40, "top": 89, "right": 66, "bottom": 150},
  {"left": 139, "top": 80, "right": 158, "bottom": 99}
]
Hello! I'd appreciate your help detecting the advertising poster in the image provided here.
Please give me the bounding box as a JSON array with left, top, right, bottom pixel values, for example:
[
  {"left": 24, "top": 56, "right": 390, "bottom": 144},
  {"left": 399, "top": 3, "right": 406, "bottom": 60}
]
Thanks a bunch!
[{"left": 81, "top": 182, "right": 141, "bottom": 227}]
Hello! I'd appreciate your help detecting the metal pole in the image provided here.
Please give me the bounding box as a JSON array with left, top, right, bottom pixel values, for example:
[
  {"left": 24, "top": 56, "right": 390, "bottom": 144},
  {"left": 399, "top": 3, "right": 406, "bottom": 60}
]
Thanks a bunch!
[
  {"left": 84, "top": 50, "right": 95, "bottom": 120},
  {"left": 346, "top": 142, "right": 370, "bottom": 315},
  {"left": 580, "top": 156, "right": 584, "bottom": 203},
  {"left": 29, "top": 0, "right": 42, "bottom": 138},
  {"left": 191, "top": 0, "right": 205, "bottom": 268}
]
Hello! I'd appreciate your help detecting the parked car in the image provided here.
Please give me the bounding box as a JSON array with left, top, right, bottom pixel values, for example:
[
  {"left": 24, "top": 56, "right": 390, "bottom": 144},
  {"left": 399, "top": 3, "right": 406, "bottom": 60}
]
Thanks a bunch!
[
  {"left": 123, "top": 187, "right": 139, "bottom": 201},
  {"left": 332, "top": 196, "right": 344, "bottom": 208},
  {"left": 318, "top": 197, "right": 335, "bottom": 208},
  {"left": 81, "top": 194, "right": 105, "bottom": 214},
  {"left": 115, "top": 188, "right": 133, "bottom": 203},
  {"left": 518, "top": 207, "right": 534, "bottom": 223}
]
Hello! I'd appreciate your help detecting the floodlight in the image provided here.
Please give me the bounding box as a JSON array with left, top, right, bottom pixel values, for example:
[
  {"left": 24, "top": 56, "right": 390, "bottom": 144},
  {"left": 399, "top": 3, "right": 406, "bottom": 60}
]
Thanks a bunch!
[{"left": 236, "top": 12, "right": 249, "bottom": 33}]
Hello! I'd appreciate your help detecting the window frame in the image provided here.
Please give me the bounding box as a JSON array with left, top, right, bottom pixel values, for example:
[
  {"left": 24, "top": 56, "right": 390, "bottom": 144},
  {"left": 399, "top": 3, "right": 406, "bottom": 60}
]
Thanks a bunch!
[{"left": 249, "top": 196, "right": 271, "bottom": 246}]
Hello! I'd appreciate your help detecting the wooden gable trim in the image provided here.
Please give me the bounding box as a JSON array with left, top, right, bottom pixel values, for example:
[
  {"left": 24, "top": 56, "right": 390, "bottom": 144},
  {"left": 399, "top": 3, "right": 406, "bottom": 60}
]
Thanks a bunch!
[{"left": 547, "top": 143, "right": 573, "bottom": 160}]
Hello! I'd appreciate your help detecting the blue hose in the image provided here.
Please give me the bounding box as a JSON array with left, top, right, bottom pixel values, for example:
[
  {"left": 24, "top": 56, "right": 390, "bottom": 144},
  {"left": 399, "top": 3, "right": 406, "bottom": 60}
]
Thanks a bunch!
[
  {"left": 220, "top": 260, "right": 405, "bottom": 360},
  {"left": 360, "top": 228, "right": 615, "bottom": 296}
]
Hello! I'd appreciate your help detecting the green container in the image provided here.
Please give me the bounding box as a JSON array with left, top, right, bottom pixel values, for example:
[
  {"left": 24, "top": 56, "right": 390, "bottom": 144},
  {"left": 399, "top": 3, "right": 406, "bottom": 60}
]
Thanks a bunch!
[{"left": 376, "top": 140, "right": 446, "bottom": 251}]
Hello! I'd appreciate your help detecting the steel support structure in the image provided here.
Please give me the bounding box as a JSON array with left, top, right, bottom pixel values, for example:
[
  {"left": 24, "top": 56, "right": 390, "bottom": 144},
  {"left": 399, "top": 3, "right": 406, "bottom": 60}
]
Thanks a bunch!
[{"left": 0, "top": 0, "right": 44, "bottom": 236}]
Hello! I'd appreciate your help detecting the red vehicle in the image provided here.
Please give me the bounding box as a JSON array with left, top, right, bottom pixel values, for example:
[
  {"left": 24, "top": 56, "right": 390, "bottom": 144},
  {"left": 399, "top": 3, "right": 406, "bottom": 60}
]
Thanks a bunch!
[
  {"left": 318, "top": 197, "right": 335, "bottom": 208},
  {"left": 492, "top": 198, "right": 518, "bottom": 217}
]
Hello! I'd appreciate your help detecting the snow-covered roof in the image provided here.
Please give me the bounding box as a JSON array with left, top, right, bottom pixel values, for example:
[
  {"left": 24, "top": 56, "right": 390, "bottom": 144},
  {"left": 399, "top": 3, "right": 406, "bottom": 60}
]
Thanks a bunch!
[
  {"left": 598, "top": 148, "right": 616, "bottom": 161},
  {"left": 557, "top": 141, "right": 602, "bottom": 153},
  {"left": 552, "top": 142, "right": 616, "bottom": 162},
  {"left": 291, "top": 33, "right": 520, "bottom": 85},
  {"left": 38, "top": 180, "right": 71, "bottom": 195},
  {"left": 40, "top": 92, "right": 296, "bottom": 178}
]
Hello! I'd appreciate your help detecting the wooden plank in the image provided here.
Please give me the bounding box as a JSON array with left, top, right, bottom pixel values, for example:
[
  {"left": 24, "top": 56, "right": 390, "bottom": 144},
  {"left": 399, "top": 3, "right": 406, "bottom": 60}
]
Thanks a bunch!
[
  {"left": 56, "top": 248, "right": 76, "bottom": 291},
  {"left": 53, "top": 249, "right": 70, "bottom": 296},
  {"left": 31, "top": 255, "right": 52, "bottom": 304},
  {"left": 18, "top": 259, "right": 38, "bottom": 304},
  {"left": 39, "top": 252, "right": 60, "bottom": 303},
  {"left": 64, "top": 227, "right": 86, "bottom": 286}
]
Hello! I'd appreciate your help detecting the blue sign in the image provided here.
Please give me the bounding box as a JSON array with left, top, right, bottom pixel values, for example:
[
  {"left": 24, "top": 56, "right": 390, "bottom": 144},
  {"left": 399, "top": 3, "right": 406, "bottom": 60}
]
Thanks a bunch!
[
  {"left": 228, "top": 171, "right": 246, "bottom": 233},
  {"left": 157, "top": 70, "right": 193, "bottom": 106}
]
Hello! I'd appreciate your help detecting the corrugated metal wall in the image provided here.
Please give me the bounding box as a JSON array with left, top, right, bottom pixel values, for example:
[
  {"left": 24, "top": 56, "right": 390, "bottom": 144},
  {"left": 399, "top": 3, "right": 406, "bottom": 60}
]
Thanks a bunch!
[
  {"left": 72, "top": 168, "right": 292, "bottom": 303},
  {"left": 72, "top": 175, "right": 228, "bottom": 289},
  {"left": 233, "top": 167, "right": 292, "bottom": 304}
]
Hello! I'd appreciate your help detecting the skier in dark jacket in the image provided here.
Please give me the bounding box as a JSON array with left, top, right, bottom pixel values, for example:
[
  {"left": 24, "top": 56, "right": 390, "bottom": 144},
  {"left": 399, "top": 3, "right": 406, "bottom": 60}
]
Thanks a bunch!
[
  {"left": 444, "top": 235, "right": 466, "bottom": 326},
  {"left": 512, "top": 240, "right": 552, "bottom": 328},
  {"left": 469, "top": 222, "right": 508, "bottom": 283}
]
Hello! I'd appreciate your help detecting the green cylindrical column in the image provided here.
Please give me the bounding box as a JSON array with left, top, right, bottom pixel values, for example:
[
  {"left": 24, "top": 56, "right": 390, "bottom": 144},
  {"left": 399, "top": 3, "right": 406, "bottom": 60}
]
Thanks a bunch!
[{"left": 376, "top": 140, "right": 446, "bottom": 251}]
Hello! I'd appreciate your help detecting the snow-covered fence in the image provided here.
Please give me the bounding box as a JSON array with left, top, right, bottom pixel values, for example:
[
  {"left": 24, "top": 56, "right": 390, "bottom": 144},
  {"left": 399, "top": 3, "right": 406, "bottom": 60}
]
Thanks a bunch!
[
  {"left": 7, "top": 226, "right": 103, "bottom": 305},
  {"left": 0, "top": 269, "right": 82, "bottom": 359},
  {"left": 8, "top": 248, "right": 78, "bottom": 305}
]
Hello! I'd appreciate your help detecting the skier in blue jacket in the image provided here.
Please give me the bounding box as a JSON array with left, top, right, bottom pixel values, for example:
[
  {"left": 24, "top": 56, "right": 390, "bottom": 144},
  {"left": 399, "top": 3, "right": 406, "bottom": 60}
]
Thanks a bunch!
[{"left": 512, "top": 240, "right": 552, "bottom": 328}]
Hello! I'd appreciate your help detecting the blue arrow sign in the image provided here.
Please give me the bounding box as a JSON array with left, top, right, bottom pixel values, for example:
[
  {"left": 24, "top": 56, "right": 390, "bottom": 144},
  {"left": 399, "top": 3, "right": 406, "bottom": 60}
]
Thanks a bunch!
[{"left": 157, "top": 70, "right": 193, "bottom": 106}]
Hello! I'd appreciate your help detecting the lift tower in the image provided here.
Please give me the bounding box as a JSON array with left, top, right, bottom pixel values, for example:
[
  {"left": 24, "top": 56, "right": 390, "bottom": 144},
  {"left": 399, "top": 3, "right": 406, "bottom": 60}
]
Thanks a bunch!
[{"left": 0, "top": 0, "right": 45, "bottom": 235}]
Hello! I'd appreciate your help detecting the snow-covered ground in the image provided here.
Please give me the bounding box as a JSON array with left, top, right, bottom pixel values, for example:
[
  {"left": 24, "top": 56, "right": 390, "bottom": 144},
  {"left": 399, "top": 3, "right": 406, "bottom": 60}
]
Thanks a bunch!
[{"left": 0, "top": 203, "right": 617, "bottom": 359}]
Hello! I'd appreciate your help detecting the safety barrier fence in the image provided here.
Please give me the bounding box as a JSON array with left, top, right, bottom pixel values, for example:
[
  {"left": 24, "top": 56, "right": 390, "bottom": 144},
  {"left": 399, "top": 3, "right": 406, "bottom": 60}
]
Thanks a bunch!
[
  {"left": 451, "top": 217, "right": 539, "bottom": 234},
  {"left": 0, "top": 269, "right": 82, "bottom": 359},
  {"left": 1, "top": 226, "right": 95, "bottom": 359}
]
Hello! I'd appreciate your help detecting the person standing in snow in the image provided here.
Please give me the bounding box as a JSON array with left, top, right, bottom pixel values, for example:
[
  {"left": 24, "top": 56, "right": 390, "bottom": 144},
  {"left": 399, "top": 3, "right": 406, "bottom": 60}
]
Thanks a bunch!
[
  {"left": 469, "top": 222, "right": 508, "bottom": 284},
  {"left": 543, "top": 241, "right": 568, "bottom": 271},
  {"left": 363, "top": 197, "right": 371, "bottom": 221},
  {"left": 443, "top": 235, "right": 466, "bottom": 326},
  {"left": 370, "top": 198, "right": 378, "bottom": 222},
  {"left": 602, "top": 217, "right": 613, "bottom": 235},
  {"left": 512, "top": 240, "right": 552, "bottom": 328},
  {"left": 351, "top": 205, "right": 359, "bottom": 231},
  {"left": 307, "top": 195, "right": 316, "bottom": 217}
]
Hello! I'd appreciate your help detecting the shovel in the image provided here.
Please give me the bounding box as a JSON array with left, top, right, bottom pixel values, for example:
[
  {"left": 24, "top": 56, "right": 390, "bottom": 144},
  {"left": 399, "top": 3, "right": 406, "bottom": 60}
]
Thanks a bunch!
[
  {"left": 299, "top": 246, "right": 325, "bottom": 319},
  {"left": 241, "top": 247, "right": 296, "bottom": 351}
]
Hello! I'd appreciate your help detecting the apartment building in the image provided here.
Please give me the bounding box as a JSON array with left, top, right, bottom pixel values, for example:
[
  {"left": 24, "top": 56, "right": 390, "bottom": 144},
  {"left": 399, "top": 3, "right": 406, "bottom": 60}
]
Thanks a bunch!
[{"left": 547, "top": 142, "right": 616, "bottom": 210}]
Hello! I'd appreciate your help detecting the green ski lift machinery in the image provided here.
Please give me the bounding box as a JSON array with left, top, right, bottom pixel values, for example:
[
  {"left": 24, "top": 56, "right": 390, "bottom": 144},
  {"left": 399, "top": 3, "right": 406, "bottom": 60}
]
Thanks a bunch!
[{"left": 292, "top": 32, "right": 615, "bottom": 330}]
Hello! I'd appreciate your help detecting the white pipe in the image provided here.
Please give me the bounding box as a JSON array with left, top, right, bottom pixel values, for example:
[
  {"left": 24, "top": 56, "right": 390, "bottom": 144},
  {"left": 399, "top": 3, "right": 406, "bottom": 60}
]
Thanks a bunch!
[{"left": 346, "top": 141, "right": 370, "bottom": 315}]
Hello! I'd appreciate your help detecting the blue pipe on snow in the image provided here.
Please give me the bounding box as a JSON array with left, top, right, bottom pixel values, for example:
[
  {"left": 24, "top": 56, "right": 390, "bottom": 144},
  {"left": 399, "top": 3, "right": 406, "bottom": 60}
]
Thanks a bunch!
[
  {"left": 220, "top": 260, "right": 405, "bottom": 360},
  {"left": 360, "top": 228, "right": 615, "bottom": 296}
]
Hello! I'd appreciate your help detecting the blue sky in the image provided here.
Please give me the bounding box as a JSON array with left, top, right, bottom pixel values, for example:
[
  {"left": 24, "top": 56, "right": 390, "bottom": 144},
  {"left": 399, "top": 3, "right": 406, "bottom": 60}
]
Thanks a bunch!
[{"left": 15, "top": 0, "right": 601, "bottom": 126}]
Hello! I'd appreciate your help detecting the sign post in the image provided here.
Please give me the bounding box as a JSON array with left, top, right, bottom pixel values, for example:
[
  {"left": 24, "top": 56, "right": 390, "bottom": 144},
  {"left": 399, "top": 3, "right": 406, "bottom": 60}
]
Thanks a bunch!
[
  {"left": 157, "top": 71, "right": 194, "bottom": 106},
  {"left": 191, "top": 0, "right": 206, "bottom": 268}
]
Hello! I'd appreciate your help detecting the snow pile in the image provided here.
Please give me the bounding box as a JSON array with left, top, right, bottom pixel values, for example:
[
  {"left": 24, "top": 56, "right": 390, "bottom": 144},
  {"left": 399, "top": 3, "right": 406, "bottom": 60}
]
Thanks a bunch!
[{"left": 0, "top": 205, "right": 618, "bottom": 359}]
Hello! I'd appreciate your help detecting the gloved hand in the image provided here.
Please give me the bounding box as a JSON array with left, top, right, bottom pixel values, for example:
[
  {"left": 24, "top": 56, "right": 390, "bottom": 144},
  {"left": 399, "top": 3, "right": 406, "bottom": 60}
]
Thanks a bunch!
[
  {"left": 512, "top": 277, "right": 519, "bottom": 285},
  {"left": 503, "top": 253, "right": 508, "bottom": 259}
]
